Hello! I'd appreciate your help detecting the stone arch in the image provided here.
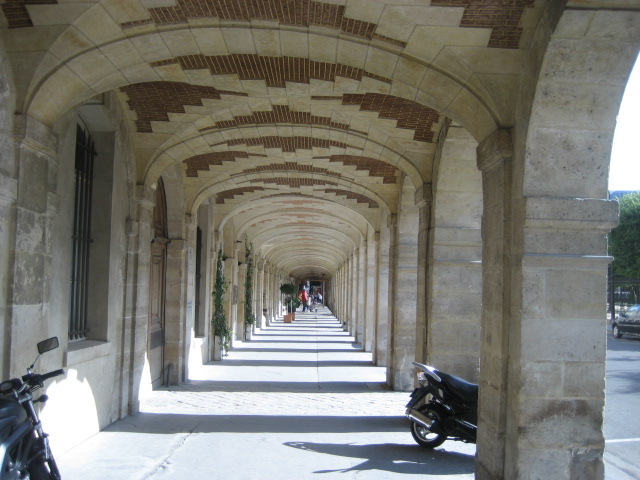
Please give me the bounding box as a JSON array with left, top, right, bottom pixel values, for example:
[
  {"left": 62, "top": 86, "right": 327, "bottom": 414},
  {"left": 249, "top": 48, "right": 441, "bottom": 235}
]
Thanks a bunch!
[
  {"left": 24, "top": 24, "right": 497, "bottom": 144},
  {"left": 146, "top": 125, "right": 425, "bottom": 197}
]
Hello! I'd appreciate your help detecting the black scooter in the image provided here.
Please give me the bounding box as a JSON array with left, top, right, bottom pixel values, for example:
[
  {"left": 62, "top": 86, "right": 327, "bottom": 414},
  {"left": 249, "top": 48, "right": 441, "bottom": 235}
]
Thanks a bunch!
[
  {"left": 405, "top": 362, "right": 478, "bottom": 448},
  {"left": 0, "top": 337, "right": 65, "bottom": 479}
]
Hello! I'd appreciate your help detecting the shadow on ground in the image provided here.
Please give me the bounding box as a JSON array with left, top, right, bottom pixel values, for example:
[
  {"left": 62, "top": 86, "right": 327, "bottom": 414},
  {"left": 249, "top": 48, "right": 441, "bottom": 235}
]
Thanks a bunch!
[{"left": 285, "top": 440, "right": 474, "bottom": 476}]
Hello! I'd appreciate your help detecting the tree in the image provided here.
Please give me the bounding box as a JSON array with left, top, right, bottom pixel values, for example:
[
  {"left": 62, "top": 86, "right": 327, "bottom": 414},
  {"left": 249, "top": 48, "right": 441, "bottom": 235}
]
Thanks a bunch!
[{"left": 610, "top": 192, "right": 640, "bottom": 279}]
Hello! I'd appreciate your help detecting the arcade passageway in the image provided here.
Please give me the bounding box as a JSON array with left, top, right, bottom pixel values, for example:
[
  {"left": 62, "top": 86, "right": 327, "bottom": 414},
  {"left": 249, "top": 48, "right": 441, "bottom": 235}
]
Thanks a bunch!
[{"left": 1, "top": 1, "right": 639, "bottom": 477}]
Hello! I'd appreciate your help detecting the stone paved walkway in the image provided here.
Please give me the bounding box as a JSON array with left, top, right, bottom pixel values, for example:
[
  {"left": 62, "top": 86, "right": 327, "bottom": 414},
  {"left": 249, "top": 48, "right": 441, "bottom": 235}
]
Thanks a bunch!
[{"left": 57, "top": 308, "right": 476, "bottom": 479}]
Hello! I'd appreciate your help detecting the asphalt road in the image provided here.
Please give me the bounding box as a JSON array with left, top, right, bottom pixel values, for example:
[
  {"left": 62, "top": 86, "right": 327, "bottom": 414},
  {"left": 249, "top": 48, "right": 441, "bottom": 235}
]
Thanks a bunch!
[{"left": 605, "top": 332, "right": 640, "bottom": 479}]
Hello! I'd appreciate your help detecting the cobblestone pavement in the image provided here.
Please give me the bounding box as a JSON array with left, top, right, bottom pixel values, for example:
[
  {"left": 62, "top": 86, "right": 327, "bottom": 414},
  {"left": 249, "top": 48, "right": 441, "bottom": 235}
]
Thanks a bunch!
[{"left": 58, "top": 308, "right": 476, "bottom": 479}]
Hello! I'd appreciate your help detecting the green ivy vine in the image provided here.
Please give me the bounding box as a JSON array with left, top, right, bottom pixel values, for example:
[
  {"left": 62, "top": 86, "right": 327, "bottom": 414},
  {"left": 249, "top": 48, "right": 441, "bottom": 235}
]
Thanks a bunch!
[
  {"left": 244, "top": 238, "right": 256, "bottom": 333},
  {"left": 212, "top": 248, "right": 231, "bottom": 354}
]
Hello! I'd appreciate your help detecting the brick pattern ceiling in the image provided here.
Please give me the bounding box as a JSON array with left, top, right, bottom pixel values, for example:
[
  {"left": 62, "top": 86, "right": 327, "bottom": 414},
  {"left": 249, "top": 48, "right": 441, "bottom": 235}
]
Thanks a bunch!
[
  {"left": 151, "top": 54, "right": 391, "bottom": 87},
  {"left": 121, "top": 0, "right": 405, "bottom": 47},
  {"left": 210, "top": 136, "right": 355, "bottom": 152},
  {"left": 2, "top": 0, "right": 534, "bottom": 49},
  {"left": 121, "top": 82, "right": 247, "bottom": 133},
  {"left": 121, "top": 83, "right": 440, "bottom": 142},
  {"left": 0, "top": 0, "right": 540, "bottom": 275},
  {"left": 431, "top": 0, "right": 535, "bottom": 49}
]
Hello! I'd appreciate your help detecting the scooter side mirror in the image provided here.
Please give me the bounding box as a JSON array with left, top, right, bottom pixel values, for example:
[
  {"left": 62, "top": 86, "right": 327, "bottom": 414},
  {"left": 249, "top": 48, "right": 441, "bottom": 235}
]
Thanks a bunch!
[{"left": 37, "top": 337, "right": 59, "bottom": 354}]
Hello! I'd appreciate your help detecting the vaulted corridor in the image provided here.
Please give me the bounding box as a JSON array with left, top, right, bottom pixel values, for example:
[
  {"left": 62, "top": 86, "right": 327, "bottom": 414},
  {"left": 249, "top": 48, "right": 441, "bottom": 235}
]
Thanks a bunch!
[{"left": 2, "top": 1, "right": 639, "bottom": 477}]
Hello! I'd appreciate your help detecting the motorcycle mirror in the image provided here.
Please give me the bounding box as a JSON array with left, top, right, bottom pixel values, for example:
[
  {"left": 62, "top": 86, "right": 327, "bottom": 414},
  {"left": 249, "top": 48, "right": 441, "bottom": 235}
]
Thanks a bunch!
[
  {"left": 37, "top": 337, "right": 59, "bottom": 354},
  {"left": 29, "top": 337, "right": 60, "bottom": 372}
]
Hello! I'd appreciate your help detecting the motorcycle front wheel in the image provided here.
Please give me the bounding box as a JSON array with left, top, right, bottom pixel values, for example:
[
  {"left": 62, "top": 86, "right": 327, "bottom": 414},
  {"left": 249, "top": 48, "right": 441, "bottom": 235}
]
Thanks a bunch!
[
  {"left": 27, "top": 461, "right": 51, "bottom": 480},
  {"left": 410, "top": 404, "right": 447, "bottom": 449}
]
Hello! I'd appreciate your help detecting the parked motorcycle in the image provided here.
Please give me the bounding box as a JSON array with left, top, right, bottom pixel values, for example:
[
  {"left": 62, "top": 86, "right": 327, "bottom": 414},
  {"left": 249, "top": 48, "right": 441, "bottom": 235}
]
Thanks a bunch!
[
  {"left": 0, "top": 337, "right": 65, "bottom": 479},
  {"left": 405, "top": 362, "right": 478, "bottom": 448}
]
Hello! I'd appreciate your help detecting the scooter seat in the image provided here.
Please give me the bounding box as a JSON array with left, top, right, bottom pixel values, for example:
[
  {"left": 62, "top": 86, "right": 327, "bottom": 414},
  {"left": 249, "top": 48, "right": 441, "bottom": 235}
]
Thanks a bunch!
[{"left": 437, "top": 370, "right": 478, "bottom": 404}]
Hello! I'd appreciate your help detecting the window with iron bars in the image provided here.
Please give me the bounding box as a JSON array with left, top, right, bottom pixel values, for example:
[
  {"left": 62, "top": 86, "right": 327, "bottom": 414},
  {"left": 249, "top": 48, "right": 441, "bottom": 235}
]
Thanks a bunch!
[{"left": 69, "top": 124, "right": 95, "bottom": 341}]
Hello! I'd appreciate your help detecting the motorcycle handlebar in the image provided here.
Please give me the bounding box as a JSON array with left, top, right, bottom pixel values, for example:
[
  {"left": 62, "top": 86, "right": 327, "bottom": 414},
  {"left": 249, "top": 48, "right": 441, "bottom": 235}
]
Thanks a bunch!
[
  {"left": 41, "top": 369, "right": 65, "bottom": 382},
  {"left": 21, "top": 369, "right": 66, "bottom": 388}
]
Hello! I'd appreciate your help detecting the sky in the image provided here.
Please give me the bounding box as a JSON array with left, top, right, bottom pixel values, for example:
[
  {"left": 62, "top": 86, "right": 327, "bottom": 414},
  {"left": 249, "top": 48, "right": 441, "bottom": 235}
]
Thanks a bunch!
[{"left": 609, "top": 53, "right": 640, "bottom": 192}]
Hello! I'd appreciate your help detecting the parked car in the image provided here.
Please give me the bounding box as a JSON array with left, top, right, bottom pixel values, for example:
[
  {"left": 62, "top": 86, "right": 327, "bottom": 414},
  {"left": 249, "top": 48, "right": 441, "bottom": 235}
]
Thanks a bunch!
[{"left": 612, "top": 304, "right": 640, "bottom": 338}]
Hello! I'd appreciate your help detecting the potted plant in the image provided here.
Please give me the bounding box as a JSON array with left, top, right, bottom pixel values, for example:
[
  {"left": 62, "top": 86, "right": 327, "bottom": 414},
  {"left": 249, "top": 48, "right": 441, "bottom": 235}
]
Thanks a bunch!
[
  {"left": 212, "top": 249, "right": 231, "bottom": 359},
  {"left": 243, "top": 239, "right": 256, "bottom": 340},
  {"left": 279, "top": 282, "right": 297, "bottom": 323}
]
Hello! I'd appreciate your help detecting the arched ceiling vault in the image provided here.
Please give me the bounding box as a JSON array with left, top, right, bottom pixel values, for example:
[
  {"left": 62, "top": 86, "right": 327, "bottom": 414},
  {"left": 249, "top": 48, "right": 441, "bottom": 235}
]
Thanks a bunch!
[{"left": 2, "top": 0, "right": 546, "bottom": 278}]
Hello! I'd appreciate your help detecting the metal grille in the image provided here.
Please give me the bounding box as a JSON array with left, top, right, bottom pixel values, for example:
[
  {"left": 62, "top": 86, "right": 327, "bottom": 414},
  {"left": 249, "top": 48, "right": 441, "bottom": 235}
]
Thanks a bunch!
[
  {"left": 194, "top": 226, "right": 204, "bottom": 337},
  {"left": 69, "top": 125, "right": 95, "bottom": 341}
]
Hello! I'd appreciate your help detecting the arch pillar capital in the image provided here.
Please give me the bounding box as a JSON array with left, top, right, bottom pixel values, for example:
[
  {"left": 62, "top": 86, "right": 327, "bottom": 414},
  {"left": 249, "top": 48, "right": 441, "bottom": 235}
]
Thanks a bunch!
[
  {"left": 477, "top": 128, "right": 513, "bottom": 173},
  {"left": 414, "top": 183, "right": 432, "bottom": 209}
]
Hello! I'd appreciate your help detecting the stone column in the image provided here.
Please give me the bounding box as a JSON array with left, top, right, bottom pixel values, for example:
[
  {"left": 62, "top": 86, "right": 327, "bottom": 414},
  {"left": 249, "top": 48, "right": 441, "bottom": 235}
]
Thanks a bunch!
[
  {"left": 223, "top": 257, "right": 235, "bottom": 345},
  {"left": 268, "top": 266, "right": 277, "bottom": 323},
  {"left": 414, "top": 184, "right": 432, "bottom": 365},
  {"left": 164, "top": 234, "right": 190, "bottom": 385},
  {"left": 365, "top": 231, "right": 379, "bottom": 357},
  {"left": 376, "top": 214, "right": 392, "bottom": 367},
  {"left": 356, "top": 241, "right": 366, "bottom": 345},
  {"left": 346, "top": 258, "right": 353, "bottom": 330},
  {"left": 236, "top": 262, "right": 247, "bottom": 339},
  {"left": 426, "top": 124, "right": 482, "bottom": 381},
  {"left": 385, "top": 213, "right": 398, "bottom": 385},
  {"left": 475, "top": 129, "right": 514, "bottom": 479},
  {"left": 270, "top": 268, "right": 277, "bottom": 322},
  {"left": 256, "top": 259, "right": 265, "bottom": 328},
  {"left": 389, "top": 178, "right": 419, "bottom": 391},
  {"left": 123, "top": 185, "right": 155, "bottom": 415},
  {"left": 364, "top": 231, "right": 378, "bottom": 353},
  {"left": 6, "top": 116, "right": 58, "bottom": 376},
  {"left": 350, "top": 251, "right": 358, "bottom": 335}
]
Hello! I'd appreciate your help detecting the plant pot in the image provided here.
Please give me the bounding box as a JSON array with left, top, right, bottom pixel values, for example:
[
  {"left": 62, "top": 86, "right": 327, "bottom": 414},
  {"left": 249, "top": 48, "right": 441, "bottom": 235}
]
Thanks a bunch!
[
  {"left": 213, "top": 336, "right": 224, "bottom": 361},
  {"left": 245, "top": 326, "right": 253, "bottom": 341},
  {"left": 284, "top": 313, "right": 295, "bottom": 323}
]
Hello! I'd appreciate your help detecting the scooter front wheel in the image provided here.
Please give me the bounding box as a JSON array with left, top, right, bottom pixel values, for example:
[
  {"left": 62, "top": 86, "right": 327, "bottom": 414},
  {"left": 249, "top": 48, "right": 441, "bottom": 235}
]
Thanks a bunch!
[{"left": 410, "top": 404, "right": 447, "bottom": 449}]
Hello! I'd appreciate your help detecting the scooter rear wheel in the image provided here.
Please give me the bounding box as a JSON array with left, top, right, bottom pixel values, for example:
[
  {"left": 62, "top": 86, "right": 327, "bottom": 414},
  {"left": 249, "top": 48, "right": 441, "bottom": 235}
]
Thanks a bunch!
[{"left": 410, "top": 404, "right": 447, "bottom": 449}]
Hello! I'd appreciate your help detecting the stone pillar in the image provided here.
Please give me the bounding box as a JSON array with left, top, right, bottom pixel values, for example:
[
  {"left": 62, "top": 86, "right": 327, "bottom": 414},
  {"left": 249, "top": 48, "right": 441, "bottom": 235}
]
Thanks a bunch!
[
  {"left": 356, "top": 241, "right": 366, "bottom": 345},
  {"left": 350, "top": 251, "right": 358, "bottom": 335},
  {"left": 256, "top": 260, "right": 265, "bottom": 328},
  {"left": 346, "top": 257, "right": 353, "bottom": 330},
  {"left": 385, "top": 213, "right": 398, "bottom": 385},
  {"left": 236, "top": 262, "right": 247, "bottom": 339},
  {"left": 376, "top": 214, "right": 392, "bottom": 367},
  {"left": 124, "top": 184, "right": 155, "bottom": 415},
  {"left": 164, "top": 235, "right": 190, "bottom": 385},
  {"left": 477, "top": 119, "right": 618, "bottom": 480},
  {"left": 364, "top": 231, "right": 378, "bottom": 354},
  {"left": 426, "top": 124, "right": 483, "bottom": 381},
  {"left": 414, "top": 184, "right": 432, "bottom": 366},
  {"left": 269, "top": 267, "right": 277, "bottom": 323},
  {"left": 389, "top": 178, "right": 419, "bottom": 391},
  {"left": 5, "top": 116, "right": 58, "bottom": 377},
  {"left": 223, "top": 257, "right": 235, "bottom": 345},
  {"left": 270, "top": 268, "right": 278, "bottom": 322},
  {"left": 475, "top": 129, "right": 514, "bottom": 479}
]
